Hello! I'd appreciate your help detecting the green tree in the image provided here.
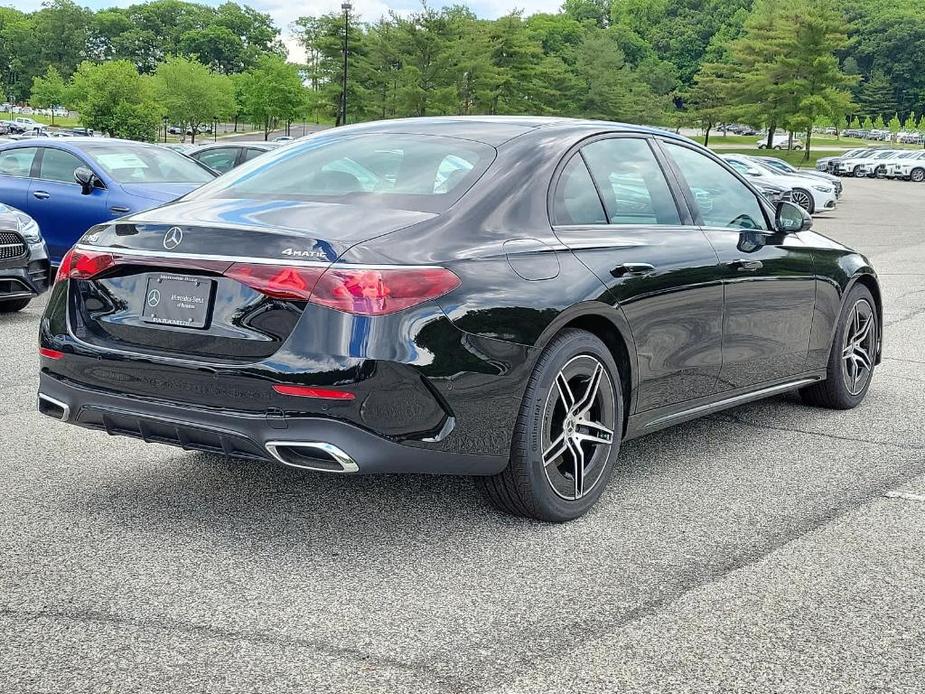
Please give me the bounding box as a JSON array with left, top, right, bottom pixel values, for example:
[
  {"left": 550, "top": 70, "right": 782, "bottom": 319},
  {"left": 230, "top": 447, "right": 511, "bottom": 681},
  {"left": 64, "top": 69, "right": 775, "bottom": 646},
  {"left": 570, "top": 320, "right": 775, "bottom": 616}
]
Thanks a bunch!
[
  {"left": 888, "top": 112, "right": 901, "bottom": 140},
  {"left": 873, "top": 113, "right": 885, "bottom": 129},
  {"left": 772, "top": 0, "right": 855, "bottom": 159},
  {"left": 153, "top": 55, "right": 235, "bottom": 143},
  {"left": 862, "top": 115, "right": 873, "bottom": 129},
  {"left": 68, "top": 60, "right": 161, "bottom": 140},
  {"left": 237, "top": 54, "right": 306, "bottom": 139},
  {"left": 30, "top": 66, "right": 67, "bottom": 124},
  {"left": 687, "top": 39, "right": 737, "bottom": 145},
  {"left": 855, "top": 70, "right": 897, "bottom": 118}
]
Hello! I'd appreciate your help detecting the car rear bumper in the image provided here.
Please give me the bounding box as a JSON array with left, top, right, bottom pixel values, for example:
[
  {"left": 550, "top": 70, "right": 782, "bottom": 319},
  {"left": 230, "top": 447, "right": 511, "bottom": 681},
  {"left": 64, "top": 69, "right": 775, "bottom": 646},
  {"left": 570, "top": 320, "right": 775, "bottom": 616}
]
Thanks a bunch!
[{"left": 37, "top": 371, "right": 508, "bottom": 476}]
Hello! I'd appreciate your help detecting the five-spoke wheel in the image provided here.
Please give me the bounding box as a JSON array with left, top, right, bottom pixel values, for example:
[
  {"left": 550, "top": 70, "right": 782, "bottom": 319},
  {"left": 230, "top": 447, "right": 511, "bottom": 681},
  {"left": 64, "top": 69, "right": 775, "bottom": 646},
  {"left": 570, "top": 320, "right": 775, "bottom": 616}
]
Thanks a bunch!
[
  {"left": 541, "top": 355, "right": 616, "bottom": 501},
  {"left": 802, "top": 283, "right": 878, "bottom": 409},
  {"left": 476, "top": 329, "right": 623, "bottom": 522}
]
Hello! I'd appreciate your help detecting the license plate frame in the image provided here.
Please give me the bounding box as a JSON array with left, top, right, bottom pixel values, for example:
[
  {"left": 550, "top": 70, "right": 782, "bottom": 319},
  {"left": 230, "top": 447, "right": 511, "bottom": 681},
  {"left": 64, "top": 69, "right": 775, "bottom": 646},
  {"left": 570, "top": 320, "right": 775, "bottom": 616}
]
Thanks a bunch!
[{"left": 141, "top": 273, "right": 214, "bottom": 329}]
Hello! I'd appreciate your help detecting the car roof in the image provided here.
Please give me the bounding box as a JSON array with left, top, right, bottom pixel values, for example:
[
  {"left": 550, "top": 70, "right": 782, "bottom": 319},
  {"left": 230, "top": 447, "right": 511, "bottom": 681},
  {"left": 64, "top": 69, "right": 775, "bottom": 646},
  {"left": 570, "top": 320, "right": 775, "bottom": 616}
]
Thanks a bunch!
[
  {"left": 0, "top": 137, "right": 162, "bottom": 153},
  {"left": 322, "top": 116, "right": 692, "bottom": 147},
  {"left": 188, "top": 141, "right": 279, "bottom": 152}
]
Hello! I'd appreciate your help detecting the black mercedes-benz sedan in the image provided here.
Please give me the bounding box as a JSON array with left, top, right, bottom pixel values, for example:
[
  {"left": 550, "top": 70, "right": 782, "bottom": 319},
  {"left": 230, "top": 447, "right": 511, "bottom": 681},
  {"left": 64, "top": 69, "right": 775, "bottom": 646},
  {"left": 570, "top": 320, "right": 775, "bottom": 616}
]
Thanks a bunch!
[
  {"left": 0, "top": 203, "right": 50, "bottom": 312},
  {"left": 37, "top": 117, "right": 881, "bottom": 521}
]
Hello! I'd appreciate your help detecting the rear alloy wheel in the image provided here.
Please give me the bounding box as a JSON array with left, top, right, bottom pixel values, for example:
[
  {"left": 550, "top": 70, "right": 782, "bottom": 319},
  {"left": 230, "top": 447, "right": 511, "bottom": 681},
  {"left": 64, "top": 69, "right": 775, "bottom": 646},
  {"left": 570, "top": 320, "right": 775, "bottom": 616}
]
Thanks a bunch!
[
  {"left": 0, "top": 298, "right": 30, "bottom": 313},
  {"left": 852, "top": 165, "right": 862, "bottom": 177},
  {"left": 911, "top": 167, "right": 925, "bottom": 183},
  {"left": 791, "top": 188, "right": 815, "bottom": 214},
  {"left": 476, "top": 329, "right": 622, "bottom": 522},
  {"left": 801, "top": 284, "right": 877, "bottom": 409}
]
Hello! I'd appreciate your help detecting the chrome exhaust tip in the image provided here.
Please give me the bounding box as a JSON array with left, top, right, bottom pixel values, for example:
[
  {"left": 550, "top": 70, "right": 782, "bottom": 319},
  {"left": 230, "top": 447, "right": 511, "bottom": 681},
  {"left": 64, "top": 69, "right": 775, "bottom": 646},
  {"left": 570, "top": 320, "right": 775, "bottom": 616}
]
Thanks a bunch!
[
  {"left": 265, "top": 441, "right": 359, "bottom": 473},
  {"left": 37, "top": 393, "right": 70, "bottom": 422}
]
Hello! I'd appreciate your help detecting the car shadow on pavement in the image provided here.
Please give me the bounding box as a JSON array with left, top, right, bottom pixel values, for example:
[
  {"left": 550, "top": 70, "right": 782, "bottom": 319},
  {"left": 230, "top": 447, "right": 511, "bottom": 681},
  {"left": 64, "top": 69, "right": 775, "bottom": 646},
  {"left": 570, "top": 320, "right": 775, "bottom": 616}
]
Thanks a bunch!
[{"left": 57, "top": 392, "right": 831, "bottom": 554}]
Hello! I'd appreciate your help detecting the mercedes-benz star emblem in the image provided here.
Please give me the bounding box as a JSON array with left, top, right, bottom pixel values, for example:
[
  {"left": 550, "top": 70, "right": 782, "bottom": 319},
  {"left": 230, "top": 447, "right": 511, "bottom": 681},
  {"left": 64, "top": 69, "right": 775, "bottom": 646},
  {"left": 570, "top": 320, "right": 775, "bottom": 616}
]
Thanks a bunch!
[
  {"left": 147, "top": 289, "right": 161, "bottom": 307},
  {"left": 163, "top": 226, "right": 183, "bottom": 250}
]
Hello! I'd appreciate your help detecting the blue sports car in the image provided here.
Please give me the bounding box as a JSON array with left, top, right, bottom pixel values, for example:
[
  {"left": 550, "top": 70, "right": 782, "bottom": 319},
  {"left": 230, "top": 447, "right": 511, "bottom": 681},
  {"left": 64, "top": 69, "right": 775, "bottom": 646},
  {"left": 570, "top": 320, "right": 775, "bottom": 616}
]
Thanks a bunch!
[{"left": 0, "top": 138, "right": 216, "bottom": 264}]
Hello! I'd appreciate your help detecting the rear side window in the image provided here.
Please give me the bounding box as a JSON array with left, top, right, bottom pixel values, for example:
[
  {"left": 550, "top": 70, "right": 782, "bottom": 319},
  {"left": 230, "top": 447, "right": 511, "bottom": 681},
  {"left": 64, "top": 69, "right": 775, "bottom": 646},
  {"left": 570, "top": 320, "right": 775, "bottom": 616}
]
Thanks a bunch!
[
  {"left": 581, "top": 138, "right": 681, "bottom": 225},
  {"left": 193, "top": 134, "right": 496, "bottom": 213},
  {"left": 0, "top": 147, "right": 37, "bottom": 177},
  {"left": 552, "top": 155, "right": 607, "bottom": 225},
  {"left": 39, "top": 148, "right": 84, "bottom": 183}
]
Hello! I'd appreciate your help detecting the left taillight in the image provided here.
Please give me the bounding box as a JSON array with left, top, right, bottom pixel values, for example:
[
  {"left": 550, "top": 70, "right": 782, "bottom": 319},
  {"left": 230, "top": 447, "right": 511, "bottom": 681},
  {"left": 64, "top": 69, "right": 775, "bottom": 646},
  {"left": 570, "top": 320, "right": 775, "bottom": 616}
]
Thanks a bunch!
[{"left": 55, "top": 247, "right": 115, "bottom": 284}]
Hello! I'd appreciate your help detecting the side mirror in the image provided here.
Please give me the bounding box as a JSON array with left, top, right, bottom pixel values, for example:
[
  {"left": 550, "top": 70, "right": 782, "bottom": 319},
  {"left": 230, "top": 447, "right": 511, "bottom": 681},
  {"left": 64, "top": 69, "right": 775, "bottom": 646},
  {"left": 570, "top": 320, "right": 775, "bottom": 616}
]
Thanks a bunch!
[
  {"left": 74, "top": 166, "right": 97, "bottom": 195},
  {"left": 746, "top": 168, "right": 763, "bottom": 177},
  {"left": 775, "top": 200, "right": 812, "bottom": 233}
]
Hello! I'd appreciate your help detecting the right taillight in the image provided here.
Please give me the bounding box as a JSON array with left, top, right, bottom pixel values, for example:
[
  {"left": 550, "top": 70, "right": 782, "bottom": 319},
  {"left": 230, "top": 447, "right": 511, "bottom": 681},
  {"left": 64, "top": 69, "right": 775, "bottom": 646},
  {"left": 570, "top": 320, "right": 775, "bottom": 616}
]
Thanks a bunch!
[{"left": 309, "top": 266, "right": 460, "bottom": 316}]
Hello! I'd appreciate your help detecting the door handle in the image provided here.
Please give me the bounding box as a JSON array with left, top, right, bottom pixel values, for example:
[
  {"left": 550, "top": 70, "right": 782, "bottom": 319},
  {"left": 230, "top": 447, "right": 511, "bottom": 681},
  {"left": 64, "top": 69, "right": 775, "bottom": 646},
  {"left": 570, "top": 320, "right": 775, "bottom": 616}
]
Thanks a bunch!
[
  {"left": 32, "top": 190, "right": 50, "bottom": 200},
  {"left": 110, "top": 206, "right": 130, "bottom": 214},
  {"left": 611, "top": 263, "right": 656, "bottom": 278},
  {"left": 727, "top": 259, "right": 763, "bottom": 272}
]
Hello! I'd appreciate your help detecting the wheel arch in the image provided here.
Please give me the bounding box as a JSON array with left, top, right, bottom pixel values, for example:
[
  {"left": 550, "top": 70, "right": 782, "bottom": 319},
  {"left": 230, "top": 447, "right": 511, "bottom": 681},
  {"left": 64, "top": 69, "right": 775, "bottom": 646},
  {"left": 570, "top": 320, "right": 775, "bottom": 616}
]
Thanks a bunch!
[{"left": 534, "top": 303, "right": 638, "bottom": 433}]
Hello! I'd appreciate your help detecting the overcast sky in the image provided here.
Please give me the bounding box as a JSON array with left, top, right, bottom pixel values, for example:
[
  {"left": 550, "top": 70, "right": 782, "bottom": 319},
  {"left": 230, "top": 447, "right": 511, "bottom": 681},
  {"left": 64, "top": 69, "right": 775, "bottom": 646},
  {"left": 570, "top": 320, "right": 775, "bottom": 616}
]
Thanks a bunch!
[{"left": 10, "top": 0, "right": 565, "bottom": 63}]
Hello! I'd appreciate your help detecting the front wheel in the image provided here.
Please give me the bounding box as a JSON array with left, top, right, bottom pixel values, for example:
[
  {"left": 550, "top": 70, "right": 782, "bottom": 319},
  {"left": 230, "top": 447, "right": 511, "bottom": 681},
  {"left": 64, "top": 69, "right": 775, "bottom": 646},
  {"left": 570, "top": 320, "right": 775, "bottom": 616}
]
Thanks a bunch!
[
  {"left": 801, "top": 284, "right": 878, "bottom": 409},
  {"left": 773, "top": 145, "right": 783, "bottom": 150},
  {"left": 791, "top": 188, "right": 815, "bottom": 214},
  {"left": 476, "top": 329, "right": 623, "bottom": 522},
  {"left": 0, "top": 298, "right": 30, "bottom": 313},
  {"left": 911, "top": 167, "right": 925, "bottom": 183}
]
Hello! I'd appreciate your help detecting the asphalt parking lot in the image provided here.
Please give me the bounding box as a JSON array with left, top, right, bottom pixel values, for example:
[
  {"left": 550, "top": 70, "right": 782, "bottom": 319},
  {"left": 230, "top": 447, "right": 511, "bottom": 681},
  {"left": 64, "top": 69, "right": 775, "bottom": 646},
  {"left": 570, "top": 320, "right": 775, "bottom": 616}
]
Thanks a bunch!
[{"left": 2, "top": 177, "right": 924, "bottom": 693}]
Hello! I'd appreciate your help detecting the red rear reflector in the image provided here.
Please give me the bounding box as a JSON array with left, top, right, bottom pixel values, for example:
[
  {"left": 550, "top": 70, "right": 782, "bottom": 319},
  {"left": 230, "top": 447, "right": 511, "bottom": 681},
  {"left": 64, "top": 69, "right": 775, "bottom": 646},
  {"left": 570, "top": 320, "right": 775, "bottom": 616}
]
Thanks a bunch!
[
  {"left": 39, "top": 347, "right": 64, "bottom": 360},
  {"left": 56, "top": 247, "right": 115, "bottom": 284},
  {"left": 310, "top": 266, "right": 460, "bottom": 316},
  {"left": 272, "top": 384, "right": 356, "bottom": 400}
]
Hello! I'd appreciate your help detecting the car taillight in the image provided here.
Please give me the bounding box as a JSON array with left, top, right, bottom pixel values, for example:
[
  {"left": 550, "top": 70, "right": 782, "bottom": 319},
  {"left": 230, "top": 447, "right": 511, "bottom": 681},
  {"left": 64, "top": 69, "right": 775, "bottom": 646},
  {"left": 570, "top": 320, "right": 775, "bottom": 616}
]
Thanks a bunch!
[
  {"left": 55, "top": 247, "right": 115, "bottom": 284},
  {"left": 309, "top": 266, "right": 460, "bottom": 316},
  {"left": 227, "top": 263, "right": 460, "bottom": 316},
  {"left": 225, "top": 264, "right": 324, "bottom": 301}
]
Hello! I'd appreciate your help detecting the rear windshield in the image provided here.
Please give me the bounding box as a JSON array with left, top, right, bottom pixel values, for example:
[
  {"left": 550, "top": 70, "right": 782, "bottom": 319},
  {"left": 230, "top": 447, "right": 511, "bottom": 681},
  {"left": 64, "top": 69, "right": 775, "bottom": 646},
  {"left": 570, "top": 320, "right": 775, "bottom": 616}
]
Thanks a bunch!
[
  {"left": 190, "top": 133, "right": 496, "bottom": 213},
  {"left": 85, "top": 143, "right": 215, "bottom": 185}
]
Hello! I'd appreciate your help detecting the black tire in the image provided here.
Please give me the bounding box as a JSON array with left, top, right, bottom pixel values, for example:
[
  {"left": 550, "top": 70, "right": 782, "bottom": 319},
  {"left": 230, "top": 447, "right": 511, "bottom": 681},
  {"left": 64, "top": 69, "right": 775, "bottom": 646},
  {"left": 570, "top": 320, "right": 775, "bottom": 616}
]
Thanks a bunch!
[
  {"left": 773, "top": 145, "right": 782, "bottom": 150},
  {"left": 852, "top": 165, "right": 862, "bottom": 177},
  {"left": 475, "top": 328, "right": 623, "bottom": 522},
  {"left": 911, "top": 167, "right": 925, "bottom": 183},
  {"left": 800, "top": 284, "right": 878, "bottom": 409},
  {"left": 792, "top": 188, "right": 815, "bottom": 215},
  {"left": 0, "top": 298, "right": 30, "bottom": 313}
]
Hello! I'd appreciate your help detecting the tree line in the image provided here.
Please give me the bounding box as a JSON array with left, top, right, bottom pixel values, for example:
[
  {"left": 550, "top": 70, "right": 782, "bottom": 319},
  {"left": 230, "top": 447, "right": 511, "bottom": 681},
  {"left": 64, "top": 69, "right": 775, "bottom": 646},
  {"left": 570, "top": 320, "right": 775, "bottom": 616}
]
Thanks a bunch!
[{"left": 4, "top": 0, "right": 925, "bottom": 149}]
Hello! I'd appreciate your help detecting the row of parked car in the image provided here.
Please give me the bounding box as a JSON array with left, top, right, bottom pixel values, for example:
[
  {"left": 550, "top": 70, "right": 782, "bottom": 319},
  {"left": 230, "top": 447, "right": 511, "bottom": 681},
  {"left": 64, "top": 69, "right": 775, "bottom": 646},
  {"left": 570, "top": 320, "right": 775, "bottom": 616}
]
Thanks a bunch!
[
  {"left": 721, "top": 154, "right": 840, "bottom": 215},
  {"left": 816, "top": 148, "right": 925, "bottom": 181}
]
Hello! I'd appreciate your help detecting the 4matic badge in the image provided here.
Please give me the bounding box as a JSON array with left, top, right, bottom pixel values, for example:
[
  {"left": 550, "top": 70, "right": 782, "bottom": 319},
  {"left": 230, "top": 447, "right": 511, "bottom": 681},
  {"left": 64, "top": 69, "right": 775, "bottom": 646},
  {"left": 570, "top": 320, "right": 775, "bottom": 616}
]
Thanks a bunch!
[{"left": 281, "top": 248, "right": 327, "bottom": 259}]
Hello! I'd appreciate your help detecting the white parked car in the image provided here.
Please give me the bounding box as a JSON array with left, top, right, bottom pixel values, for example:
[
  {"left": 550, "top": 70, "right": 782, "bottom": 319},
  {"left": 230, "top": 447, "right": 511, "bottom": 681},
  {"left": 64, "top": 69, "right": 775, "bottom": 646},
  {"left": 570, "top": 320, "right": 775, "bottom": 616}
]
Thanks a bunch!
[
  {"left": 755, "top": 156, "right": 843, "bottom": 198},
  {"left": 756, "top": 134, "right": 803, "bottom": 150},
  {"left": 722, "top": 154, "right": 836, "bottom": 214},
  {"left": 890, "top": 151, "right": 925, "bottom": 182}
]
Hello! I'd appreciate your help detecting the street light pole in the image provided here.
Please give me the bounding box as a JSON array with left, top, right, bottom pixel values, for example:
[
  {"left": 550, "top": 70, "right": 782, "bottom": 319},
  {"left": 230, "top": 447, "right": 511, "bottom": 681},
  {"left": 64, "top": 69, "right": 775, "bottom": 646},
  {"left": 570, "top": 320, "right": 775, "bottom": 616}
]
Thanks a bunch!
[{"left": 341, "top": 2, "right": 351, "bottom": 126}]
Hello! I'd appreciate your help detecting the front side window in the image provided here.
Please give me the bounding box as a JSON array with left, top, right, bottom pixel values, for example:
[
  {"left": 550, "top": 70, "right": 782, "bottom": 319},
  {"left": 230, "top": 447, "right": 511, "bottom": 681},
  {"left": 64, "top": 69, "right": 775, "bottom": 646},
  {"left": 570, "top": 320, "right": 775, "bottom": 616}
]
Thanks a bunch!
[
  {"left": 195, "top": 148, "right": 239, "bottom": 174},
  {"left": 39, "top": 148, "right": 85, "bottom": 183},
  {"left": 0, "top": 147, "right": 37, "bottom": 178},
  {"left": 664, "top": 142, "right": 768, "bottom": 230},
  {"left": 581, "top": 138, "right": 681, "bottom": 225}
]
